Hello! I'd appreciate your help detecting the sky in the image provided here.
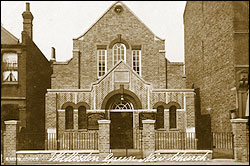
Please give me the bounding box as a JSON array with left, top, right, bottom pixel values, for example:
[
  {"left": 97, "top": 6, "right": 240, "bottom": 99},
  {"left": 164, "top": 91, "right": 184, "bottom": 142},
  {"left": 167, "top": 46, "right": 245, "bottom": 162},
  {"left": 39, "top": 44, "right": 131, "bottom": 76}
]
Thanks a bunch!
[{"left": 1, "top": 1, "right": 186, "bottom": 62}]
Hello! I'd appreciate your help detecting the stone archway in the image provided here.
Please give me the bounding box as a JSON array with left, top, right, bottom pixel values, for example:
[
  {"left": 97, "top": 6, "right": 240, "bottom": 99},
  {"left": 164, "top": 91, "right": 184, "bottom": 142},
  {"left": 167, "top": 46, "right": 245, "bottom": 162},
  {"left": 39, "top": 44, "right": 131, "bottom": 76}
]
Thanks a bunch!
[
  {"left": 102, "top": 86, "right": 141, "bottom": 149},
  {"left": 101, "top": 85, "right": 142, "bottom": 110}
]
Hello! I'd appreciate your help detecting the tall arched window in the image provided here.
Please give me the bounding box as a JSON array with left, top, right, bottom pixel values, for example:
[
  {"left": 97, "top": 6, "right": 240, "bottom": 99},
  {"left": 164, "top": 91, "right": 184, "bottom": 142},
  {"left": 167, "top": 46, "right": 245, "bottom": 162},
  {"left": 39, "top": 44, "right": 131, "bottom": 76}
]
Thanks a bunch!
[
  {"left": 169, "top": 106, "right": 177, "bottom": 129},
  {"left": 156, "top": 106, "right": 164, "bottom": 129},
  {"left": 78, "top": 106, "right": 87, "bottom": 129},
  {"left": 113, "top": 43, "right": 126, "bottom": 65},
  {"left": 65, "top": 106, "right": 74, "bottom": 129}
]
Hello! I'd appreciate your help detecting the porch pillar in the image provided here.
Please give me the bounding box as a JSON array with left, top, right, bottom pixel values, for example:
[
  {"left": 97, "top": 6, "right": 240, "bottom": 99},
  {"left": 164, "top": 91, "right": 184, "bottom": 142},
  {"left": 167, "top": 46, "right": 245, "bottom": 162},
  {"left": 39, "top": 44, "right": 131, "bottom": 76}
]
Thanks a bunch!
[
  {"left": 142, "top": 119, "right": 155, "bottom": 158},
  {"left": 98, "top": 120, "right": 110, "bottom": 162},
  {"left": 4, "top": 120, "right": 19, "bottom": 165},
  {"left": 231, "top": 118, "right": 249, "bottom": 162}
]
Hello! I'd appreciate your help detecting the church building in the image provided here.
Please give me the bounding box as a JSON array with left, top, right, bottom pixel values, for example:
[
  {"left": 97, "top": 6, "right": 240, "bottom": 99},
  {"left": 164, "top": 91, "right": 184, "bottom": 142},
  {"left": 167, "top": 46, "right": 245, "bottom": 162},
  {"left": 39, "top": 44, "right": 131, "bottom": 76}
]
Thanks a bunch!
[{"left": 45, "top": 1, "right": 195, "bottom": 150}]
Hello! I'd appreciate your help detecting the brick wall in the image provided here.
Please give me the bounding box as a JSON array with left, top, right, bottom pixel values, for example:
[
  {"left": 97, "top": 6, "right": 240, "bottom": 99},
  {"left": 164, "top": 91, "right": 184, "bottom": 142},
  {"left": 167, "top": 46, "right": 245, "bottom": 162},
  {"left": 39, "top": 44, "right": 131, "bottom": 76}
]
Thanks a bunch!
[
  {"left": 184, "top": 1, "right": 248, "bottom": 132},
  {"left": 23, "top": 32, "right": 52, "bottom": 149},
  {"left": 233, "top": 2, "right": 249, "bottom": 65},
  {"left": 167, "top": 62, "right": 186, "bottom": 89},
  {"left": 52, "top": 2, "right": 166, "bottom": 90}
]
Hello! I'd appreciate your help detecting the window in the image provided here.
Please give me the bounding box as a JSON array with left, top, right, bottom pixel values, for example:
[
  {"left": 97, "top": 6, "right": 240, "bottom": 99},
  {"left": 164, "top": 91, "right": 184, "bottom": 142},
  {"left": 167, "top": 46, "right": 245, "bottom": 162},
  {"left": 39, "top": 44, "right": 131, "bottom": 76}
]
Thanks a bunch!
[
  {"left": 169, "top": 106, "right": 177, "bottom": 129},
  {"left": 2, "top": 52, "right": 18, "bottom": 82},
  {"left": 132, "top": 50, "right": 141, "bottom": 75},
  {"left": 97, "top": 49, "right": 107, "bottom": 78},
  {"left": 78, "top": 106, "right": 87, "bottom": 129},
  {"left": 156, "top": 106, "right": 164, "bottom": 129},
  {"left": 65, "top": 106, "right": 74, "bottom": 129},
  {"left": 113, "top": 43, "right": 126, "bottom": 65}
]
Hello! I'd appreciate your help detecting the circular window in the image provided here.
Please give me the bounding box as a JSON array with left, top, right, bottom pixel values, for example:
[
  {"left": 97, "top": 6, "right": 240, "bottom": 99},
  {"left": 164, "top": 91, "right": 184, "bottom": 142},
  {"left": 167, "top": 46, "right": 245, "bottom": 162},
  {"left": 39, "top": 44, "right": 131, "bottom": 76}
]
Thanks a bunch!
[{"left": 114, "top": 5, "right": 123, "bottom": 14}]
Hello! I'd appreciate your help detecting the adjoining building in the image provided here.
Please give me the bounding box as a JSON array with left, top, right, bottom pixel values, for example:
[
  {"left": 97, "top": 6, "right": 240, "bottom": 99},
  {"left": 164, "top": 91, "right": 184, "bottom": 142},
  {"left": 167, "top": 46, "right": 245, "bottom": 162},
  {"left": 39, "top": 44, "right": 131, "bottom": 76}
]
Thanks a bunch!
[
  {"left": 45, "top": 1, "right": 195, "bottom": 150},
  {"left": 1, "top": 3, "right": 52, "bottom": 149},
  {"left": 184, "top": 1, "right": 249, "bottom": 149}
]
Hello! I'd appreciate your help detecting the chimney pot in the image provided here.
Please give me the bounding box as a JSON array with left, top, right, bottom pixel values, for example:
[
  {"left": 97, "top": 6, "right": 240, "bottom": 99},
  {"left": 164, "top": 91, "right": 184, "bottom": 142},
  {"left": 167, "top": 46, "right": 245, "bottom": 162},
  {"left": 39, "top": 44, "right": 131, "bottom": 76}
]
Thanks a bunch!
[
  {"left": 26, "top": 2, "right": 30, "bottom": 11},
  {"left": 50, "top": 47, "right": 56, "bottom": 62}
]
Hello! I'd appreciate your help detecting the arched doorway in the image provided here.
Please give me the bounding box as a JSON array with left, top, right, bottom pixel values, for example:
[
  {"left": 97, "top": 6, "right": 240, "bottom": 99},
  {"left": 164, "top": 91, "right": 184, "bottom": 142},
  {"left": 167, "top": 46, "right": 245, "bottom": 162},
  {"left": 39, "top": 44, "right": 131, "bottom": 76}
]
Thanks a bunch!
[
  {"left": 107, "top": 94, "right": 133, "bottom": 149},
  {"left": 103, "top": 90, "right": 140, "bottom": 149}
]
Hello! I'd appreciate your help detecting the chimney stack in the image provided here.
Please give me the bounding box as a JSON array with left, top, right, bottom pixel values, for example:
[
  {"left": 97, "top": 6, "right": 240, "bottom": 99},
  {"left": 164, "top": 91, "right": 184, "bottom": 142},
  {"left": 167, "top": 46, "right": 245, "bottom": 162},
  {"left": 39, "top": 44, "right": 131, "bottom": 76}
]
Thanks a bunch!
[
  {"left": 22, "top": 2, "right": 33, "bottom": 40},
  {"left": 50, "top": 47, "right": 56, "bottom": 62}
]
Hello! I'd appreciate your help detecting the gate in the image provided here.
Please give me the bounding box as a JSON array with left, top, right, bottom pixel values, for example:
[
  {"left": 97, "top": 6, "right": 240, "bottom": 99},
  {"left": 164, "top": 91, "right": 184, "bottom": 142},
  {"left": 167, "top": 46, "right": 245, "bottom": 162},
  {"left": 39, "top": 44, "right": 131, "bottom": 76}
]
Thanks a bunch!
[{"left": 211, "top": 132, "right": 234, "bottom": 159}]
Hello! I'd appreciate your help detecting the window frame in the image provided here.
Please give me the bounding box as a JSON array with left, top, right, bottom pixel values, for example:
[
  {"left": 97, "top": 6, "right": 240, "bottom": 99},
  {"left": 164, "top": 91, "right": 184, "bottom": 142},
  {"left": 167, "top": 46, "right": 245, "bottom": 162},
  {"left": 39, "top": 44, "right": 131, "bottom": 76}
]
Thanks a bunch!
[
  {"left": 97, "top": 49, "right": 107, "bottom": 79},
  {"left": 112, "top": 43, "right": 126, "bottom": 66},
  {"left": 2, "top": 51, "right": 19, "bottom": 84},
  {"left": 132, "top": 49, "right": 141, "bottom": 76}
]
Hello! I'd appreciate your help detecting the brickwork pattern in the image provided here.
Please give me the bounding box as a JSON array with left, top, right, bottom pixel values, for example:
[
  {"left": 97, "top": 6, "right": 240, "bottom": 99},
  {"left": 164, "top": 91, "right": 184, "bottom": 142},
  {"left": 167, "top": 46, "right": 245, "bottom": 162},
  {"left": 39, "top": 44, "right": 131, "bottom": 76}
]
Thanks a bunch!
[
  {"left": 185, "top": 93, "right": 195, "bottom": 129},
  {"left": 231, "top": 119, "right": 249, "bottom": 162},
  {"left": 45, "top": 93, "right": 57, "bottom": 130},
  {"left": 167, "top": 62, "right": 186, "bottom": 89},
  {"left": 58, "top": 111, "right": 65, "bottom": 135},
  {"left": 142, "top": 120, "right": 155, "bottom": 158},
  {"left": 151, "top": 92, "right": 184, "bottom": 109},
  {"left": 130, "top": 72, "right": 148, "bottom": 109},
  {"left": 52, "top": 2, "right": 166, "bottom": 90},
  {"left": 4, "top": 121, "right": 19, "bottom": 165},
  {"left": 184, "top": 1, "right": 249, "bottom": 132},
  {"left": 98, "top": 120, "right": 110, "bottom": 162}
]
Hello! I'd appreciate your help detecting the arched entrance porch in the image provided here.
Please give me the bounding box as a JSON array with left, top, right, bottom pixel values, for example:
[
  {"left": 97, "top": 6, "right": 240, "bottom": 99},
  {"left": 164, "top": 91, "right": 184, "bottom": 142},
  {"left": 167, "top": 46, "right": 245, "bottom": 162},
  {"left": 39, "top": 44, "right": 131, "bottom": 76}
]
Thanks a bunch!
[{"left": 101, "top": 86, "right": 142, "bottom": 149}]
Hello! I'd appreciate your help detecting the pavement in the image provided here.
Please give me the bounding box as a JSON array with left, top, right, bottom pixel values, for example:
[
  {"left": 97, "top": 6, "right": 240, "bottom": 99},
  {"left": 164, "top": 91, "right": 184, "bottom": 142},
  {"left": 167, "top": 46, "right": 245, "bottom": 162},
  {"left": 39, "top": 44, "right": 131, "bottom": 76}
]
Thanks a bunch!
[{"left": 102, "top": 159, "right": 249, "bottom": 165}]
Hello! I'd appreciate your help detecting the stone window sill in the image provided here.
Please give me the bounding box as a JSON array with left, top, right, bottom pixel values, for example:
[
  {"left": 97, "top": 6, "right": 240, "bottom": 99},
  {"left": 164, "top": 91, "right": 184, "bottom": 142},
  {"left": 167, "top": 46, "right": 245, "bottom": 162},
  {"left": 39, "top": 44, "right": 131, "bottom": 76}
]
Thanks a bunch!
[{"left": 2, "top": 81, "right": 18, "bottom": 85}]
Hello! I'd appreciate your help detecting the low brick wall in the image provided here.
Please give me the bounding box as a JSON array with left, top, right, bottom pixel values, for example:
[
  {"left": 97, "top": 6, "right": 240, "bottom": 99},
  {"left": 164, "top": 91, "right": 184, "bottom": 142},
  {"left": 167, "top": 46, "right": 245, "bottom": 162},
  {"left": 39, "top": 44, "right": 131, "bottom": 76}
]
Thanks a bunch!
[
  {"left": 155, "top": 150, "right": 212, "bottom": 161},
  {"left": 15, "top": 150, "right": 99, "bottom": 165}
]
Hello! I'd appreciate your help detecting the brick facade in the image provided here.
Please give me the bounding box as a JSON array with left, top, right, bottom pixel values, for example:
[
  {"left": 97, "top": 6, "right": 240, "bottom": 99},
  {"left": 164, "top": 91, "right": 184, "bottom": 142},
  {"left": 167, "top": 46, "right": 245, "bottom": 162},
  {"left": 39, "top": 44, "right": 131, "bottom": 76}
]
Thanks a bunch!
[
  {"left": 1, "top": 3, "right": 52, "bottom": 149},
  {"left": 45, "top": 2, "right": 195, "bottom": 151},
  {"left": 184, "top": 1, "right": 249, "bottom": 132}
]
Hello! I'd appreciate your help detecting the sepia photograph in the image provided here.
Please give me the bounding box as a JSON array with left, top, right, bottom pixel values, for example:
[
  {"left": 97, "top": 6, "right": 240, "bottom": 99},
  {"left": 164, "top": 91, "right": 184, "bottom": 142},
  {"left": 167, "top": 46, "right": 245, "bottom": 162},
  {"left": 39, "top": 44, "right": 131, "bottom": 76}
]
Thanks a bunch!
[{"left": 1, "top": 1, "right": 249, "bottom": 165}]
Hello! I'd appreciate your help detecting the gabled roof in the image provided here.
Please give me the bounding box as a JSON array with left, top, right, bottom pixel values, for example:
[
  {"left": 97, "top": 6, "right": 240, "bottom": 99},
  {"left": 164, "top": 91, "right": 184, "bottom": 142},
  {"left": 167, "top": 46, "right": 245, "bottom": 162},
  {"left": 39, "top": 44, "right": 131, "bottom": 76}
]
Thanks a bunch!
[
  {"left": 1, "top": 26, "right": 19, "bottom": 45},
  {"left": 92, "top": 59, "right": 151, "bottom": 86},
  {"left": 75, "top": 1, "right": 164, "bottom": 41}
]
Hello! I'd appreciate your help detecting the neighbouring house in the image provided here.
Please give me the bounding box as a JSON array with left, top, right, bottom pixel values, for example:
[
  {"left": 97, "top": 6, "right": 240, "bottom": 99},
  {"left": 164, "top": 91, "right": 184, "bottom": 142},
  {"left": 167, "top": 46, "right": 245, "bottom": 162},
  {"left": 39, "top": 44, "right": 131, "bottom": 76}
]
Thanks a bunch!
[
  {"left": 184, "top": 1, "right": 249, "bottom": 150},
  {"left": 1, "top": 3, "right": 52, "bottom": 150}
]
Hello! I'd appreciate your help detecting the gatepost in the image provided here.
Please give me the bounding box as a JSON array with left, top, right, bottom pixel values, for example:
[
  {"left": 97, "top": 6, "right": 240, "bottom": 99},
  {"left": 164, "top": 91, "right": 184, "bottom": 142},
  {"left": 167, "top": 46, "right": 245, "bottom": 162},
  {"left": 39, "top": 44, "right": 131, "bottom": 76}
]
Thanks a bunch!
[
  {"left": 98, "top": 120, "right": 110, "bottom": 162},
  {"left": 230, "top": 118, "right": 249, "bottom": 162},
  {"left": 4, "top": 120, "right": 19, "bottom": 165},
  {"left": 142, "top": 119, "right": 155, "bottom": 158}
]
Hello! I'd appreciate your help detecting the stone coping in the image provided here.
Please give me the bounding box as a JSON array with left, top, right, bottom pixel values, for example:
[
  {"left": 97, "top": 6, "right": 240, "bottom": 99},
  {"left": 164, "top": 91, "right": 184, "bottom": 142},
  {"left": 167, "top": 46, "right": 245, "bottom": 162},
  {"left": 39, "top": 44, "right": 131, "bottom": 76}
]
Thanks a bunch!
[
  {"left": 16, "top": 150, "right": 99, "bottom": 154},
  {"left": 230, "top": 118, "right": 248, "bottom": 123},
  {"left": 4, "top": 120, "right": 19, "bottom": 124},
  {"left": 142, "top": 119, "right": 155, "bottom": 124},
  {"left": 98, "top": 120, "right": 111, "bottom": 124},
  {"left": 155, "top": 150, "right": 212, "bottom": 153}
]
